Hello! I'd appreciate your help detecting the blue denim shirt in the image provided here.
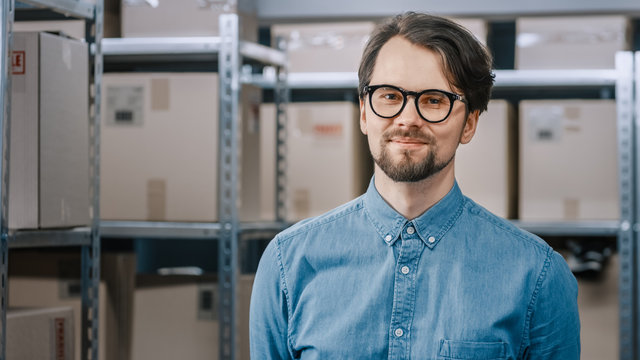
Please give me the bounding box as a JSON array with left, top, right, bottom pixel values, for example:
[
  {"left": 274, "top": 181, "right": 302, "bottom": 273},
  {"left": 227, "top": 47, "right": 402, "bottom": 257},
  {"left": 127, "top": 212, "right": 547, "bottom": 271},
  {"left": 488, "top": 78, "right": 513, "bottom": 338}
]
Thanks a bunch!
[{"left": 250, "top": 180, "right": 580, "bottom": 359}]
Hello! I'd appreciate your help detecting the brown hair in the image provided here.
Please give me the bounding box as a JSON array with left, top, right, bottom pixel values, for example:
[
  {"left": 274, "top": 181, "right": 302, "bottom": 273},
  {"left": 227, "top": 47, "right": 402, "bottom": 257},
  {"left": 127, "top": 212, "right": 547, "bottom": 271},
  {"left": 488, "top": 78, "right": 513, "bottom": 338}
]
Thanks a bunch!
[{"left": 358, "top": 12, "right": 494, "bottom": 113}]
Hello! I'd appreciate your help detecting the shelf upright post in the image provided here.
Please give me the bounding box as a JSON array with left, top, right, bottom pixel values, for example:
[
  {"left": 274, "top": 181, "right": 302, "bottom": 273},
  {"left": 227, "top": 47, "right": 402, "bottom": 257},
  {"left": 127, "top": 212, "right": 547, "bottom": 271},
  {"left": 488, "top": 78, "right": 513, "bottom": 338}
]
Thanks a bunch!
[
  {"left": 0, "top": 0, "right": 12, "bottom": 359},
  {"left": 82, "top": 1, "right": 103, "bottom": 359},
  {"left": 218, "top": 12, "right": 240, "bottom": 360},
  {"left": 274, "top": 37, "right": 288, "bottom": 223},
  {"left": 634, "top": 50, "right": 640, "bottom": 360},
  {"left": 616, "top": 51, "right": 636, "bottom": 360}
]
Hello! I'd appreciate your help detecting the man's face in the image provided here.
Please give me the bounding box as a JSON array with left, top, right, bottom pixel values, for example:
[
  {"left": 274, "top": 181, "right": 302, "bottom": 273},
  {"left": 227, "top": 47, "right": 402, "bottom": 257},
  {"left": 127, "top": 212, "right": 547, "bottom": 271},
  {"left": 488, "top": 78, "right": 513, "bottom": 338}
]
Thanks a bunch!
[{"left": 360, "top": 36, "right": 478, "bottom": 183}]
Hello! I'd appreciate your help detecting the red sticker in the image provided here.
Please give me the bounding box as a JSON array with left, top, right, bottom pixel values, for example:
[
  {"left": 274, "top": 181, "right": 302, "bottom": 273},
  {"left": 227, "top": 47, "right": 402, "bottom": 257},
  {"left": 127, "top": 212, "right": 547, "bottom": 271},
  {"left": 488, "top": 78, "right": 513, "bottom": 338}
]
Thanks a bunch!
[{"left": 12, "top": 51, "right": 25, "bottom": 75}]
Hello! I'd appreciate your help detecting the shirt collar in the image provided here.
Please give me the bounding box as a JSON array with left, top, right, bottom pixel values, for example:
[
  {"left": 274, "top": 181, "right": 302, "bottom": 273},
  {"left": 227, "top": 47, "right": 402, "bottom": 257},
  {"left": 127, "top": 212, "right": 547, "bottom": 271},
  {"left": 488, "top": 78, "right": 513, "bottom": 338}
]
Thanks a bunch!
[{"left": 363, "top": 177, "right": 465, "bottom": 249}]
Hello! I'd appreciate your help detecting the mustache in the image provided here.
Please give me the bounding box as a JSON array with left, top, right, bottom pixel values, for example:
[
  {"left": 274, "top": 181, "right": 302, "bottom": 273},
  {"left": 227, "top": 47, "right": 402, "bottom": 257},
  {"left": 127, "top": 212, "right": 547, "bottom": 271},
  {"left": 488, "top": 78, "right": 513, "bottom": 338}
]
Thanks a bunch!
[{"left": 382, "top": 129, "right": 435, "bottom": 143}]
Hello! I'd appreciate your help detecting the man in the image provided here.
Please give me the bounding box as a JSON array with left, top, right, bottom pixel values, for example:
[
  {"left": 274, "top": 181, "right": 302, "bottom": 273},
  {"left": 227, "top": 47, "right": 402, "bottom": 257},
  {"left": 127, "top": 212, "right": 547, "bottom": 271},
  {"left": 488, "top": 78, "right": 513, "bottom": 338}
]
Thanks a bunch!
[{"left": 250, "top": 12, "right": 580, "bottom": 359}]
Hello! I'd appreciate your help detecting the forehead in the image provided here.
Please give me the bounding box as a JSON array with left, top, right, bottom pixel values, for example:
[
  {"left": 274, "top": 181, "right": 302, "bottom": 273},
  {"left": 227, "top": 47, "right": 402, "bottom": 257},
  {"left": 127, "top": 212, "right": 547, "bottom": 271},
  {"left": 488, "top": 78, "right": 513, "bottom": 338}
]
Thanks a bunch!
[{"left": 369, "top": 36, "right": 451, "bottom": 92}]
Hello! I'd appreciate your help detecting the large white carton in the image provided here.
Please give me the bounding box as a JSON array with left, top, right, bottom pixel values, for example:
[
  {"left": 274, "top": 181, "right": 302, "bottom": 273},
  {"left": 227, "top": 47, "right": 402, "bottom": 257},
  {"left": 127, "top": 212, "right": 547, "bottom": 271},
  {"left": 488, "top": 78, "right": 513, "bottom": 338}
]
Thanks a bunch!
[
  {"left": 516, "top": 16, "right": 630, "bottom": 69},
  {"left": 7, "top": 307, "right": 74, "bottom": 360},
  {"left": 519, "top": 99, "right": 619, "bottom": 221},
  {"left": 100, "top": 73, "right": 261, "bottom": 222},
  {"left": 10, "top": 32, "right": 90, "bottom": 230},
  {"left": 132, "top": 274, "right": 253, "bottom": 360},
  {"left": 121, "top": 0, "right": 257, "bottom": 40},
  {"left": 456, "top": 100, "right": 516, "bottom": 219},
  {"left": 261, "top": 102, "right": 372, "bottom": 222}
]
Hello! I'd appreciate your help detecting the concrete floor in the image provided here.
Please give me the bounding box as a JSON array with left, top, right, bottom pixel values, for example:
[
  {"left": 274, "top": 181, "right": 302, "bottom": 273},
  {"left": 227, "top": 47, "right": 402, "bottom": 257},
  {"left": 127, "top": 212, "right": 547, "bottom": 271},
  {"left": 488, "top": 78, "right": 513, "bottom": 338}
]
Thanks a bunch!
[{"left": 578, "top": 254, "right": 619, "bottom": 360}]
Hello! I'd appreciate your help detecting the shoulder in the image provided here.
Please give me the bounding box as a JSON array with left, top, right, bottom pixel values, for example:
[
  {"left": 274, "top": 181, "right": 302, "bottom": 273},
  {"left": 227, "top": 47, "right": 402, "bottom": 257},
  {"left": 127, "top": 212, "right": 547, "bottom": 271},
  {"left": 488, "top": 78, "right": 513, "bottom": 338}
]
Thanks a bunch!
[
  {"left": 460, "top": 197, "right": 552, "bottom": 254},
  {"left": 276, "top": 195, "right": 365, "bottom": 244}
]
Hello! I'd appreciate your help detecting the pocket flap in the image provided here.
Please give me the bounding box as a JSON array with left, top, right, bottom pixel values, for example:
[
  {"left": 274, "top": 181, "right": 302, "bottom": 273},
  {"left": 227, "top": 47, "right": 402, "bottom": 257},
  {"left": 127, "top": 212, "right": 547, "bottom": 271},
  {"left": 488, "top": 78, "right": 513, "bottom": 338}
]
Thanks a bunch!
[{"left": 438, "top": 339, "right": 507, "bottom": 359}]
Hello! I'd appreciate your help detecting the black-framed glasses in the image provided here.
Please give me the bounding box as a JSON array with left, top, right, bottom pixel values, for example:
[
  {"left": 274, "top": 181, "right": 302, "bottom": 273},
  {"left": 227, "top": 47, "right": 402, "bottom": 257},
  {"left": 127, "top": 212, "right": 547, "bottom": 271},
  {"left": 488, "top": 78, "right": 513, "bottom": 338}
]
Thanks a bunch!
[{"left": 363, "top": 84, "right": 467, "bottom": 123}]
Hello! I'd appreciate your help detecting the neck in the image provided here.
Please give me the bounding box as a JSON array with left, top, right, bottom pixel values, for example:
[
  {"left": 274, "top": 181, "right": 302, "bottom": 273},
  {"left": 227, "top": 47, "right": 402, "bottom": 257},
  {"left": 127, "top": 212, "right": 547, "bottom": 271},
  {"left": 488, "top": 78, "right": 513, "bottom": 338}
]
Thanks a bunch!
[{"left": 373, "top": 161, "right": 456, "bottom": 220}]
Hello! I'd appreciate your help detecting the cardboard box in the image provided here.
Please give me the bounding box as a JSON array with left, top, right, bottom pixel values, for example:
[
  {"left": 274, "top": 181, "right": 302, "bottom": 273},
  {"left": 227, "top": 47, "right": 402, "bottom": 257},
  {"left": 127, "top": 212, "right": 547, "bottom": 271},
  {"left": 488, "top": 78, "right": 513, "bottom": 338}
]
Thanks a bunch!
[
  {"left": 271, "top": 22, "right": 375, "bottom": 72},
  {"left": 260, "top": 102, "right": 372, "bottom": 222},
  {"left": 7, "top": 307, "right": 74, "bottom": 360},
  {"left": 100, "top": 73, "right": 262, "bottom": 222},
  {"left": 456, "top": 100, "right": 516, "bottom": 219},
  {"left": 8, "top": 251, "right": 136, "bottom": 360},
  {"left": 516, "top": 16, "right": 630, "bottom": 69},
  {"left": 519, "top": 100, "right": 619, "bottom": 221},
  {"left": 450, "top": 18, "right": 488, "bottom": 45},
  {"left": 132, "top": 274, "right": 254, "bottom": 360},
  {"left": 121, "top": 0, "right": 257, "bottom": 40},
  {"left": 9, "top": 32, "right": 90, "bottom": 230}
]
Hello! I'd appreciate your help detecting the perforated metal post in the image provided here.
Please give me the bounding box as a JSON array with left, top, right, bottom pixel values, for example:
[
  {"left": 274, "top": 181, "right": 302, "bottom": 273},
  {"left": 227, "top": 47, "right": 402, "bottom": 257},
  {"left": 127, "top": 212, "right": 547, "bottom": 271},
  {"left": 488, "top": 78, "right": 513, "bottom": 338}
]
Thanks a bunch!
[
  {"left": 274, "top": 37, "right": 288, "bottom": 222},
  {"left": 82, "top": 1, "right": 103, "bottom": 359},
  {"left": 616, "top": 51, "right": 636, "bottom": 360},
  {"left": 218, "top": 13, "right": 240, "bottom": 360},
  {"left": 0, "top": 1, "right": 12, "bottom": 359}
]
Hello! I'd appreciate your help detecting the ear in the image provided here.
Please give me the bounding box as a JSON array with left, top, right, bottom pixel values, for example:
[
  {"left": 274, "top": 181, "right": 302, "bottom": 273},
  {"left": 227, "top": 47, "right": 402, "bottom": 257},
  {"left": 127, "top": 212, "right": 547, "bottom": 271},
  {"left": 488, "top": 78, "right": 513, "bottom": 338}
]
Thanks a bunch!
[
  {"left": 460, "top": 110, "right": 479, "bottom": 144},
  {"left": 359, "top": 98, "right": 368, "bottom": 135}
]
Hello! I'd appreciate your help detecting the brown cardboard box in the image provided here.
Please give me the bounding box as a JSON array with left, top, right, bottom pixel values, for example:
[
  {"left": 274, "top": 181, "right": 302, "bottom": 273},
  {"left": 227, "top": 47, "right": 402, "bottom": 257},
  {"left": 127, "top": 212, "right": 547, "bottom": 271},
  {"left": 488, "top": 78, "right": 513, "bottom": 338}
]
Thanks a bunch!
[
  {"left": 516, "top": 16, "right": 630, "bottom": 69},
  {"left": 7, "top": 307, "right": 74, "bottom": 360},
  {"left": 100, "top": 73, "right": 261, "bottom": 222},
  {"left": 519, "top": 100, "right": 619, "bottom": 221},
  {"left": 260, "top": 102, "right": 372, "bottom": 222},
  {"left": 456, "top": 100, "right": 516, "bottom": 219},
  {"left": 271, "top": 22, "right": 375, "bottom": 72},
  {"left": 121, "top": 0, "right": 257, "bottom": 41},
  {"left": 132, "top": 274, "right": 254, "bottom": 360},
  {"left": 8, "top": 251, "right": 136, "bottom": 360},
  {"left": 9, "top": 32, "right": 90, "bottom": 230}
]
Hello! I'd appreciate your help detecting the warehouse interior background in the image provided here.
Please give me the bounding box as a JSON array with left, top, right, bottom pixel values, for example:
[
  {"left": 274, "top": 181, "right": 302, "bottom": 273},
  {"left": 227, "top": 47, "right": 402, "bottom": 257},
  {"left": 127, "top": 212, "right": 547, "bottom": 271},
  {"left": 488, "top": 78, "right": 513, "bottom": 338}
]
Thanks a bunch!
[{"left": 2, "top": 0, "right": 640, "bottom": 359}]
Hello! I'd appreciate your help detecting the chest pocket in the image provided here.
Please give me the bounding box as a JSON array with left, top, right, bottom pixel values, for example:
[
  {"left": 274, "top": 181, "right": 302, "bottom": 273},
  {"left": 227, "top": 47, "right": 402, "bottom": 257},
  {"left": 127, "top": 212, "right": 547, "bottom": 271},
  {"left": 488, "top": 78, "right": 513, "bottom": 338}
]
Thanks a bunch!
[{"left": 438, "top": 339, "right": 507, "bottom": 360}]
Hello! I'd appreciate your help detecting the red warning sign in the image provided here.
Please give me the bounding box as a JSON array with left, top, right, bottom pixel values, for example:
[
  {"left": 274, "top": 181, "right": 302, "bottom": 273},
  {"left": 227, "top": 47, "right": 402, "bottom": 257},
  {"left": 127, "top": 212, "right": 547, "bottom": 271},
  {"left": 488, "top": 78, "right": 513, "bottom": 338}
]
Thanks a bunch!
[{"left": 12, "top": 51, "right": 25, "bottom": 75}]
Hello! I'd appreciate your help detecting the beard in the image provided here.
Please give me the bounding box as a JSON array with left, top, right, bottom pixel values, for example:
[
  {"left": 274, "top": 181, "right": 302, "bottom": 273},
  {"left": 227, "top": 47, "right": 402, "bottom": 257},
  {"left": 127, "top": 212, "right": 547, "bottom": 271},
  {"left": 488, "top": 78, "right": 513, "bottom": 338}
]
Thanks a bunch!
[{"left": 373, "top": 128, "right": 455, "bottom": 183}]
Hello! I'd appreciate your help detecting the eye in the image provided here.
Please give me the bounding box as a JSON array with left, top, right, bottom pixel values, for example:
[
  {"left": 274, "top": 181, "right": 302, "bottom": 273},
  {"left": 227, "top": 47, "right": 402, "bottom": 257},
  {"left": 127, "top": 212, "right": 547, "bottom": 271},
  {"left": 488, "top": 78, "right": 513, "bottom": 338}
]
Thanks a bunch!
[
  {"left": 420, "top": 92, "right": 449, "bottom": 108},
  {"left": 374, "top": 87, "right": 403, "bottom": 103}
]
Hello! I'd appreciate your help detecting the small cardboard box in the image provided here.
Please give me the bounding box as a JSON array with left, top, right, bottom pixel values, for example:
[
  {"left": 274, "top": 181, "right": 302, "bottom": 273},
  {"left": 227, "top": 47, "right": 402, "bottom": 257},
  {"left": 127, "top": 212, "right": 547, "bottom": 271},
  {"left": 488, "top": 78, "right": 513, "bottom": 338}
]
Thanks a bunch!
[
  {"left": 132, "top": 274, "right": 254, "bottom": 360},
  {"left": 121, "top": 0, "right": 257, "bottom": 41},
  {"left": 100, "top": 73, "right": 261, "bottom": 222},
  {"left": 7, "top": 307, "right": 74, "bottom": 360},
  {"left": 10, "top": 32, "right": 90, "bottom": 230},
  {"left": 516, "top": 16, "right": 630, "bottom": 69},
  {"left": 456, "top": 100, "right": 516, "bottom": 219},
  {"left": 260, "top": 102, "right": 372, "bottom": 222},
  {"left": 519, "top": 99, "right": 619, "bottom": 220}
]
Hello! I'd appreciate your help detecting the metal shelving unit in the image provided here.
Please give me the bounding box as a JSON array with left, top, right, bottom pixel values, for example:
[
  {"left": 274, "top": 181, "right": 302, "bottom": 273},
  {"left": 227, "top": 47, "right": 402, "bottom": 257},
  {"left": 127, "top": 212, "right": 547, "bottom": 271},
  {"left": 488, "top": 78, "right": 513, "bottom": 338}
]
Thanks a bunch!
[
  {"left": 100, "top": 14, "right": 288, "bottom": 360},
  {"left": 0, "top": 0, "right": 102, "bottom": 359}
]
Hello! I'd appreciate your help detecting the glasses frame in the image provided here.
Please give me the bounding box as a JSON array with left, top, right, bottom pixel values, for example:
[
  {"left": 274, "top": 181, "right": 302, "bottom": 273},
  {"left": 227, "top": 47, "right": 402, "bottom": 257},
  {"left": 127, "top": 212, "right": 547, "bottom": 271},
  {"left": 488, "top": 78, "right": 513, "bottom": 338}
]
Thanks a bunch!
[{"left": 363, "top": 84, "right": 467, "bottom": 123}]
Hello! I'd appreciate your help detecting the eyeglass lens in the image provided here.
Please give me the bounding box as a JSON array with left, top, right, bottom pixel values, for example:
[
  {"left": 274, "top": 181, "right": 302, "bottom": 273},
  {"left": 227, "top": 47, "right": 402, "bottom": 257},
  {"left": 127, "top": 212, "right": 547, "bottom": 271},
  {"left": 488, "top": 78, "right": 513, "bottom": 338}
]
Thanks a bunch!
[{"left": 370, "top": 86, "right": 453, "bottom": 122}]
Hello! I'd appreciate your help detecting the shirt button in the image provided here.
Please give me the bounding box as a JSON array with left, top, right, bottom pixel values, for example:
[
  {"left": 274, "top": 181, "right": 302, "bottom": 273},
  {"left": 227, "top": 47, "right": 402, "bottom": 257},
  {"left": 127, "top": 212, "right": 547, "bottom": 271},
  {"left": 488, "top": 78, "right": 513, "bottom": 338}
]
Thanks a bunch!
[
  {"left": 401, "top": 266, "right": 410, "bottom": 274},
  {"left": 406, "top": 227, "right": 415, "bottom": 235},
  {"left": 385, "top": 235, "right": 392, "bottom": 242},
  {"left": 428, "top": 236, "right": 436, "bottom": 243},
  {"left": 394, "top": 328, "right": 404, "bottom": 337}
]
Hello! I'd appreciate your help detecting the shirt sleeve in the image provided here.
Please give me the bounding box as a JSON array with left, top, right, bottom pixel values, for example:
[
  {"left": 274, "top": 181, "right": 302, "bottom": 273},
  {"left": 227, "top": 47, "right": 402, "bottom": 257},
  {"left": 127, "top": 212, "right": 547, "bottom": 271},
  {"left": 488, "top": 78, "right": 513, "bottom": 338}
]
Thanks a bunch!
[
  {"left": 250, "top": 237, "right": 293, "bottom": 360},
  {"left": 525, "top": 249, "right": 580, "bottom": 359}
]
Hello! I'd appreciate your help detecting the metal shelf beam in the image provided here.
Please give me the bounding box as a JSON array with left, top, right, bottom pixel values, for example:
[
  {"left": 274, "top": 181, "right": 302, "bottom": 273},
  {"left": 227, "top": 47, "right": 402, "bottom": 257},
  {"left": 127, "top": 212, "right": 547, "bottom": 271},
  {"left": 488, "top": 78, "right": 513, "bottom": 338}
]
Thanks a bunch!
[
  {"left": 8, "top": 228, "right": 91, "bottom": 248},
  {"left": 101, "top": 37, "right": 287, "bottom": 68},
  {"left": 16, "top": 0, "right": 94, "bottom": 19},
  {"left": 511, "top": 220, "right": 620, "bottom": 237}
]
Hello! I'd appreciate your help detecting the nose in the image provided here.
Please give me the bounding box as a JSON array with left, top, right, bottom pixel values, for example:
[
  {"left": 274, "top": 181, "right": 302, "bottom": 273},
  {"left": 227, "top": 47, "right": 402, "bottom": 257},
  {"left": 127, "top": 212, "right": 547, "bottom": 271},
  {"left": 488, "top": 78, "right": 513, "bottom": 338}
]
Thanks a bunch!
[{"left": 395, "top": 95, "right": 423, "bottom": 127}]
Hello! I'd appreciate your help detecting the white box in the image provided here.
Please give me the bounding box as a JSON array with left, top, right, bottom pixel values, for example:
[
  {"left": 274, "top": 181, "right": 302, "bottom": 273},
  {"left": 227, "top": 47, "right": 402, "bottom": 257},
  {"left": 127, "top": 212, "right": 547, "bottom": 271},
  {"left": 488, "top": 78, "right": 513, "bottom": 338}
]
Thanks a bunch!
[
  {"left": 456, "top": 100, "right": 515, "bottom": 219},
  {"left": 272, "top": 22, "right": 375, "bottom": 73},
  {"left": 261, "top": 102, "right": 372, "bottom": 222},
  {"left": 7, "top": 307, "right": 74, "bottom": 360},
  {"left": 519, "top": 100, "right": 619, "bottom": 220},
  {"left": 100, "top": 73, "right": 261, "bottom": 222},
  {"left": 121, "top": 0, "right": 257, "bottom": 40},
  {"left": 10, "top": 32, "right": 90, "bottom": 230},
  {"left": 132, "top": 274, "right": 253, "bottom": 360},
  {"left": 516, "top": 16, "right": 630, "bottom": 69}
]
